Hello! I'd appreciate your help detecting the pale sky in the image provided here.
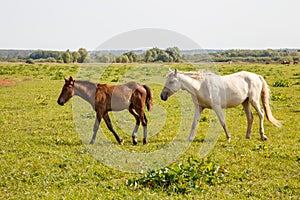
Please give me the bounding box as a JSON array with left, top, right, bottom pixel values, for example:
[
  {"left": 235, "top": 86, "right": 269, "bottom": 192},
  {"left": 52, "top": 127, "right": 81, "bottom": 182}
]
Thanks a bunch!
[{"left": 1, "top": 0, "right": 300, "bottom": 50}]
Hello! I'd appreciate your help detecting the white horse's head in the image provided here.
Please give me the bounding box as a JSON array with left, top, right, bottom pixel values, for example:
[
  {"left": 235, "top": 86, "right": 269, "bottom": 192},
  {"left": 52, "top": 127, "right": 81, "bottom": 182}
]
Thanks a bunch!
[{"left": 160, "top": 69, "right": 181, "bottom": 101}]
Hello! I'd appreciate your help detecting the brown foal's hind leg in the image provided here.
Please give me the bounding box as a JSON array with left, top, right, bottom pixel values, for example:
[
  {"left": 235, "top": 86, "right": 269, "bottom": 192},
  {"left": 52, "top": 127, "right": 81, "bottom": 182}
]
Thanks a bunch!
[
  {"left": 103, "top": 112, "right": 123, "bottom": 145},
  {"left": 133, "top": 105, "right": 148, "bottom": 145},
  {"left": 129, "top": 105, "right": 140, "bottom": 145},
  {"left": 141, "top": 113, "right": 148, "bottom": 145}
]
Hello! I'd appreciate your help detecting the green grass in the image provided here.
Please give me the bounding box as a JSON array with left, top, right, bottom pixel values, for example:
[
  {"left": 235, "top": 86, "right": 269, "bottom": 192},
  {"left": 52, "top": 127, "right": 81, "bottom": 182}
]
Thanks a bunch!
[{"left": 0, "top": 62, "right": 299, "bottom": 199}]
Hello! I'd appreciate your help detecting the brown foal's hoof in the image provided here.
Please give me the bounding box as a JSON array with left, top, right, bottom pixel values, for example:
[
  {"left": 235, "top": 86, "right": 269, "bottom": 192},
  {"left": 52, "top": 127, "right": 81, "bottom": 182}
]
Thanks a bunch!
[
  {"left": 132, "top": 136, "right": 138, "bottom": 145},
  {"left": 143, "top": 139, "right": 147, "bottom": 145}
]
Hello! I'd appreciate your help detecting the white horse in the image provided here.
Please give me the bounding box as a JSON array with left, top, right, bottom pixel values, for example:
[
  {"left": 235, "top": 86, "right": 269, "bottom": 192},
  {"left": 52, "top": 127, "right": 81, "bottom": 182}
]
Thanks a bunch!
[{"left": 160, "top": 69, "right": 280, "bottom": 142}]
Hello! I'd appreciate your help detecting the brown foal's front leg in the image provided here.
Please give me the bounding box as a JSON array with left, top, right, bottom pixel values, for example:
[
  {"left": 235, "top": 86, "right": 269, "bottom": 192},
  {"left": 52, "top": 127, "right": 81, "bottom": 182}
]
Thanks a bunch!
[
  {"left": 103, "top": 112, "right": 123, "bottom": 145},
  {"left": 90, "top": 116, "right": 100, "bottom": 144}
]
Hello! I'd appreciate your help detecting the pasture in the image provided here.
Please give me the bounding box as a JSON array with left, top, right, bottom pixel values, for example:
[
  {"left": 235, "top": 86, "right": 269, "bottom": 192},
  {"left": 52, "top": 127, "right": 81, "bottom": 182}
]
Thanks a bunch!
[{"left": 0, "top": 62, "right": 299, "bottom": 199}]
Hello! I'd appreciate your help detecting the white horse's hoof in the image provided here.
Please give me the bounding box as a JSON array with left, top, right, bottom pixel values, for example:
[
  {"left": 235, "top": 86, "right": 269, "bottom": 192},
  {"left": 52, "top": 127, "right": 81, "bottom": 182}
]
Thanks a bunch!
[
  {"left": 261, "top": 135, "right": 268, "bottom": 141},
  {"left": 227, "top": 138, "right": 231, "bottom": 143}
]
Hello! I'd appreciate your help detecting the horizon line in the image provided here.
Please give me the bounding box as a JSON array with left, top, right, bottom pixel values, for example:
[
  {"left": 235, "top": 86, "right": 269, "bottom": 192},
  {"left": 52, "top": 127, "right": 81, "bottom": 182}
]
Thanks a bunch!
[{"left": 0, "top": 47, "right": 300, "bottom": 51}]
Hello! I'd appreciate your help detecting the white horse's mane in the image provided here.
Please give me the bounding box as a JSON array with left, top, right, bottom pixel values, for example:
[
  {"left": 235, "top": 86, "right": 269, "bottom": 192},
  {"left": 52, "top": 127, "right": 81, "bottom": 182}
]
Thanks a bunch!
[{"left": 178, "top": 70, "right": 216, "bottom": 81}]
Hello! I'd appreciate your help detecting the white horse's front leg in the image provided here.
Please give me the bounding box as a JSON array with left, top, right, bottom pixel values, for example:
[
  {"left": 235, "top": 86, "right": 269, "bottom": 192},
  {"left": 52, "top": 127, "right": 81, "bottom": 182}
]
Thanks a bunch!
[
  {"left": 188, "top": 105, "right": 203, "bottom": 141},
  {"left": 213, "top": 106, "right": 231, "bottom": 142}
]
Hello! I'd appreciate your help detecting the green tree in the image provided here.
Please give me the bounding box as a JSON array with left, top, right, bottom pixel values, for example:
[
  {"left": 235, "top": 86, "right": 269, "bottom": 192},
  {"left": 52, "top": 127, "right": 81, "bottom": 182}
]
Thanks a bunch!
[
  {"left": 62, "top": 50, "right": 72, "bottom": 63},
  {"left": 57, "top": 55, "right": 64, "bottom": 63},
  {"left": 78, "top": 48, "right": 88, "bottom": 63},
  {"left": 157, "top": 51, "right": 170, "bottom": 62},
  {"left": 166, "top": 47, "right": 182, "bottom": 62},
  {"left": 144, "top": 47, "right": 183, "bottom": 62},
  {"left": 115, "top": 55, "right": 129, "bottom": 63},
  {"left": 121, "top": 55, "right": 129, "bottom": 63},
  {"left": 72, "top": 51, "right": 80, "bottom": 63},
  {"left": 123, "top": 51, "right": 138, "bottom": 62},
  {"left": 145, "top": 49, "right": 154, "bottom": 62},
  {"left": 145, "top": 48, "right": 162, "bottom": 62}
]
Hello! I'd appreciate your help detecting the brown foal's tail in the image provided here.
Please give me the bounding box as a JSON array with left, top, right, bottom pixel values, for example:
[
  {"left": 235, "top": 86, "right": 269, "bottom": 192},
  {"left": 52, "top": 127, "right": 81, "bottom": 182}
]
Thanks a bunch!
[
  {"left": 143, "top": 85, "right": 153, "bottom": 111},
  {"left": 259, "top": 76, "right": 281, "bottom": 127}
]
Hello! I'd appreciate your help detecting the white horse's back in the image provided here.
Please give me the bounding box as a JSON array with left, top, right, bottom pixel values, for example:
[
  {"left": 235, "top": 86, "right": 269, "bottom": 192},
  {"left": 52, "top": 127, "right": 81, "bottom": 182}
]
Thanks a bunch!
[{"left": 221, "top": 71, "right": 263, "bottom": 108}]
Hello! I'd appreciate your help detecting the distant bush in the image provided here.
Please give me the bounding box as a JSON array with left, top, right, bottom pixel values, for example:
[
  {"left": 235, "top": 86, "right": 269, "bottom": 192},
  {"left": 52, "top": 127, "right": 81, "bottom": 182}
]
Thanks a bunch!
[
  {"left": 46, "top": 57, "right": 57, "bottom": 63},
  {"left": 26, "top": 59, "right": 35, "bottom": 64}
]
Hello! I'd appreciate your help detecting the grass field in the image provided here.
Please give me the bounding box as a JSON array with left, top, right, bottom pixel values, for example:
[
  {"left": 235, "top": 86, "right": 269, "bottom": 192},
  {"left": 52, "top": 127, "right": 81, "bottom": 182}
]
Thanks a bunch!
[{"left": 0, "top": 62, "right": 299, "bottom": 199}]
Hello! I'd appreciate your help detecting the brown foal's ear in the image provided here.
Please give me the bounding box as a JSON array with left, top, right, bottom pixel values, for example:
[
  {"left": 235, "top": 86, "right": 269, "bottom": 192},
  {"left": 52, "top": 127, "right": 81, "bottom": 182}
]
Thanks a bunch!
[
  {"left": 64, "top": 77, "right": 68, "bottom": 82},
  {"left": 69, "top": 76, "right": 75, "bottom": 86}
]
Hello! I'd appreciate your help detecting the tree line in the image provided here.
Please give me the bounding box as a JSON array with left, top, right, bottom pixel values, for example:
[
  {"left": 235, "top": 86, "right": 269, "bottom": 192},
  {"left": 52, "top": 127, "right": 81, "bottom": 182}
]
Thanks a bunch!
[
  {"left": 90, "top": 48, "right": 300, "bottom": 63},
  {"left": 0, "top": 48, "right": 299, "bottom": 63},
  {"left": 90, "top": 47, "right": 183, "bottom": 63},
  {"left": 183, "top": 49, "right": 300, "bottom": 63},
  {"left": 26, "top": 48, "right": 88, "bottom": 63}
]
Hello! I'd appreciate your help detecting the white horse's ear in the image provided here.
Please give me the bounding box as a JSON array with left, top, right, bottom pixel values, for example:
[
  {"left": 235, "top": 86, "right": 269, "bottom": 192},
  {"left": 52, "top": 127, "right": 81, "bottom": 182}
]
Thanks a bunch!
[
  {"left": 169, "top": 68, "right": 173, "bottom": 73},
  {"left": 174, "top": 69, "right": 178, "bottom": 76}
]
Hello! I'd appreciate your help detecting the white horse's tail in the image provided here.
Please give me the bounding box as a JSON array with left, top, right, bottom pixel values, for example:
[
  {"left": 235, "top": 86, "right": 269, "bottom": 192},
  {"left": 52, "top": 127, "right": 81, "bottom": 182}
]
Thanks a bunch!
[{"left": 259, "top": 76, "right": 281, "bottom": 127}]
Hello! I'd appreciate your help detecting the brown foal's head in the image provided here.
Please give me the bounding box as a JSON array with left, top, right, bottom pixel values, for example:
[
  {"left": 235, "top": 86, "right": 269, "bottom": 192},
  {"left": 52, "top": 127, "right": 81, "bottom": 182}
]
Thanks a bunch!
[{"left": 57, "top": 76, "right": 75, "bottom": 106}]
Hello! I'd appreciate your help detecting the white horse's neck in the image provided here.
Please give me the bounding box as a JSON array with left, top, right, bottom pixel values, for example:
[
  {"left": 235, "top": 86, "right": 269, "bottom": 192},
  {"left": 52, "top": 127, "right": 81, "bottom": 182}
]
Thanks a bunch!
[
  {"left": 74, "top": 81, "right": 96, "bottom": 109},
  {"left": 177, "top": 73, "right": 202, "bottom": 96}
]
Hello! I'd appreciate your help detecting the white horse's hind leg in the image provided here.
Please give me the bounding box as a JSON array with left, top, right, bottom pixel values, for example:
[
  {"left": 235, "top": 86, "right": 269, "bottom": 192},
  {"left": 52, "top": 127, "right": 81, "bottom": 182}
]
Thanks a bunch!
[
  {"left": 242, "top": 99, "right": 253, "bottom": 139},
  {"left": 213, "top": 107, "right": 231, "bottom": 142},
  {"left": 188, "top": 105, "right": 203, "bottom": 141},
  {"left": 251, "top": 100, "right": 268, "bottom": 141}
]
